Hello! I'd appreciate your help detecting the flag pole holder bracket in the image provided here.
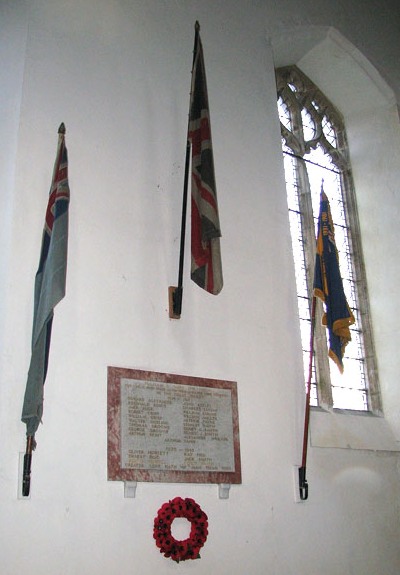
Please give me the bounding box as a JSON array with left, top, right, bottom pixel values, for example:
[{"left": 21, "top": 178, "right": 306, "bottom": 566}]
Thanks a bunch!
[
  {"left": 293, "top": 465, "right": 308, "bottom": 503},
  {"left": 18, "top": 452, "right": 31, "bottom": 500},
  {"left": 168, "top": 286, "right": 182, "bottom": 319}
]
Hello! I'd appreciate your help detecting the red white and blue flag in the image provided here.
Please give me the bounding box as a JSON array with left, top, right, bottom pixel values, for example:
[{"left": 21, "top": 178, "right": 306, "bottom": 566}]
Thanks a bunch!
[
  {"left": 22, "top": 124, "right": 70, "bottom": 437},
  {"left": 188, "top": 32, "right": 223, "bottom": 295}
]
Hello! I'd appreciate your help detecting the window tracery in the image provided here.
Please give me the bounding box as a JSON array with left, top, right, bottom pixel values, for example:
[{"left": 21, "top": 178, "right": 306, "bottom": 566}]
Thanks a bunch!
[{"left": 276, "top": 65, "right": 381, "bottom": 412}]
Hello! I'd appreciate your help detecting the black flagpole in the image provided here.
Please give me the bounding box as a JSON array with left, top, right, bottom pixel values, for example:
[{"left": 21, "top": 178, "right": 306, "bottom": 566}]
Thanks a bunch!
[
  {"left": 169, "top": 21, "right": 201, "bottom": 319},
  {"left": 299, "top": 295, "right": 317, "bottom": 500},
  {"left": 22, "top": 434, "right": 35, "bottom": 496}
]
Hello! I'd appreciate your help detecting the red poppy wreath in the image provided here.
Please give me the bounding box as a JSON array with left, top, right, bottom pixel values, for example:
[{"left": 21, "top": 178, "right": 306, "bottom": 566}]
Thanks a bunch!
[{"left": 153, "top": 497, "right": 208, "bottom": 562}]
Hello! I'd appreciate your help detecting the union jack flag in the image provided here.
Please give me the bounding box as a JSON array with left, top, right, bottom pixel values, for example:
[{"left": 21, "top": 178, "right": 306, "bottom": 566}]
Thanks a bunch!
[
  {"left": 188, "top": 31, "right": 223, "bottom": 295},
  {"left": 22, "top": 124, "right": 70, "bottom": 437}
]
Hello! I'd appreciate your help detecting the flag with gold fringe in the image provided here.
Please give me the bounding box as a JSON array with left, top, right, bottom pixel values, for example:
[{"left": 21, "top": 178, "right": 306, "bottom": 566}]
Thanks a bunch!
[{"left": 313, "top": 189, "right": 355, "bottom": 372}]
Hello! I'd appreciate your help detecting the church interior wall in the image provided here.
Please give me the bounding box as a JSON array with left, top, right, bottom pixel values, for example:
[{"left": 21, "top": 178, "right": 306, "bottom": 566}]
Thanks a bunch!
[{"left": 1, "top": 1, "right": 399, "bottom": 573}]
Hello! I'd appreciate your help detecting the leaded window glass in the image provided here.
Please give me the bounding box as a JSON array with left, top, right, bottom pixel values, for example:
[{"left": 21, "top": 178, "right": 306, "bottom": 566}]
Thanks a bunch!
[{"left": 276, "top": 66, "right": 381, "bottom": 412}]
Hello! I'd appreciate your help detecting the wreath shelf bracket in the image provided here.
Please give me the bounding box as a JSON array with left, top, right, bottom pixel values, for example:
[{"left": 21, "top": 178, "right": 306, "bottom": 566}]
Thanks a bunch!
[
  {"left": 218, "top": 483, "right": 231, "bottom": 499},
  {"left": 124, "top": 481, "right": 137, "bottom": 498},
  {"left": 123, "top": 481, "right": 231, "bottom": 499}
]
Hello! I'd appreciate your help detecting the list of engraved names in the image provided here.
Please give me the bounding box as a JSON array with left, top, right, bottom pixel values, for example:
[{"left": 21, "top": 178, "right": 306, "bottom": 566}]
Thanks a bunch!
[{"left": 120, "top": 379, "right": 235, "bottom": 472}]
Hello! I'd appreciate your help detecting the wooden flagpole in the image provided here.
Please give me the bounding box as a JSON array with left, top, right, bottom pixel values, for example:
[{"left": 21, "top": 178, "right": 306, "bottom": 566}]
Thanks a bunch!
[
  {"left": 299, "top": 294, "right": 317, "bottom": 500},
  {"left": 168, "top": 21, "right": 201, "bottom": 319}
]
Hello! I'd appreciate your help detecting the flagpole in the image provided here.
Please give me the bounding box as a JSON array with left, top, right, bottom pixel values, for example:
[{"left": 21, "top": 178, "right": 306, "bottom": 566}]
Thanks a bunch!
[
  {"left": 21, "top": 122, "right": 68, "bottom": 497},
  {"left": 299, "top": 294, "right": 317, "bottom": 501},
  {"left": 22, "top": 434, "right": 35, "bottom": 497},
  {"left": 169, "top": 21, "right": 201, "bottom": 319}
]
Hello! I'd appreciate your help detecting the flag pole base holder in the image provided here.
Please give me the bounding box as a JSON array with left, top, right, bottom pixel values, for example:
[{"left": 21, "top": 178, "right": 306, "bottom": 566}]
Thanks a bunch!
[
  {"left": 293, "top": 465, "right": 309, "bottom": 502},
  {"left": 18, "top": 452, "right": 31, "bottom": 500},
  {"left": 168, "top": 286, "right": 182, "bottom": 319}
]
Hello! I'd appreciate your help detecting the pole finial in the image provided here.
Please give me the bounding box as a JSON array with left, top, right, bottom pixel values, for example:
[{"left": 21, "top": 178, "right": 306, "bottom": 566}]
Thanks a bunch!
[
  {"left": 58, "top": 122, "right": 66, "bottom": 134},
  {"left": 195, "top": 21, "right": 200, "bottom": 32}
]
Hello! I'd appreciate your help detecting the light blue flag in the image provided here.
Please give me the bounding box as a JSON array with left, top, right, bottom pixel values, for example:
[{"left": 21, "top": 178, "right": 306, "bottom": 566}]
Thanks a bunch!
[{"left": 22, "top": 124, "right": 70, "bottom": 438}]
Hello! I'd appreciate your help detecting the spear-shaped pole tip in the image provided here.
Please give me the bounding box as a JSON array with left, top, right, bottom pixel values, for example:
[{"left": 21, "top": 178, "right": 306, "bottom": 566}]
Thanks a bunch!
[
  {"left": 58, "top": 122, "right": 66, "bottom": 134},
  {"left": 195, "top": 21, "right": 200, "bottom": 32}
]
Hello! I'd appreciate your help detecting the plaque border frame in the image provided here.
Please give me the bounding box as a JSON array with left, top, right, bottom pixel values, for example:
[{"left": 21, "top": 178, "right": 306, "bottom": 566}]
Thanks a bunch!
[{"left": 107, "top": 366, "right": 242, "bottom": 485}]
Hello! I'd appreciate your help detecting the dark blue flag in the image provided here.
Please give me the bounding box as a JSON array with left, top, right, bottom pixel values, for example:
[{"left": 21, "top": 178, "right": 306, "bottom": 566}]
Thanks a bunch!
[{"left": 313, "top": 189, "right": 354, "bottom": 372}]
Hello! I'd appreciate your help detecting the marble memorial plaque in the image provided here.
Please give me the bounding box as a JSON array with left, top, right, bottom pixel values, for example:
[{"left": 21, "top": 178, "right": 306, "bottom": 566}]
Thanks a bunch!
[{"left": 108, "top": 367, "right": 241, "bottom": 484}]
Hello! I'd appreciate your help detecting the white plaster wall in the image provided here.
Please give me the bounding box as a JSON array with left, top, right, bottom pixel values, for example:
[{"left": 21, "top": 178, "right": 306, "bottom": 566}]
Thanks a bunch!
[
  {"left": 0, "top": 1, "right": 28, "bottom": 360},
  {"left": 1, "top": 1, "right": 399, "bottom": 574}
]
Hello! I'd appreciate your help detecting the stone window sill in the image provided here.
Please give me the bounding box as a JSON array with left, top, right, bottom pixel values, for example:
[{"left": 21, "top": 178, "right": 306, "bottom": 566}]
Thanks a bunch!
[{"left": 310, "top": 407, "right": 400, "bottom": 452}]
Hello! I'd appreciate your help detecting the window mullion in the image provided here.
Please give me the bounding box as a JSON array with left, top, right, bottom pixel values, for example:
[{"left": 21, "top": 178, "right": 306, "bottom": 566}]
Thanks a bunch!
[
  {"left": 341, "top": 169, "right": 382, "bottom": 414},
  {"left": 296, "top": 159, "right": 333, "bottom": 407}
]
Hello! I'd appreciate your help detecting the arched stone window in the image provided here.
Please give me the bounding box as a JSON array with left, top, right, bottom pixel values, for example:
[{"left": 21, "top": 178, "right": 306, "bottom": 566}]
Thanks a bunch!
[{"left": 276, "top": 65, "right": 380, "bottom": 412}]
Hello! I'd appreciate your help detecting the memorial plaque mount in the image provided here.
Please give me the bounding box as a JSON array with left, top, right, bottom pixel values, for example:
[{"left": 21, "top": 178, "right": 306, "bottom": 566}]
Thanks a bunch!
[{"left": 107, "top": 367, "right": 241, "bottom": 490}]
